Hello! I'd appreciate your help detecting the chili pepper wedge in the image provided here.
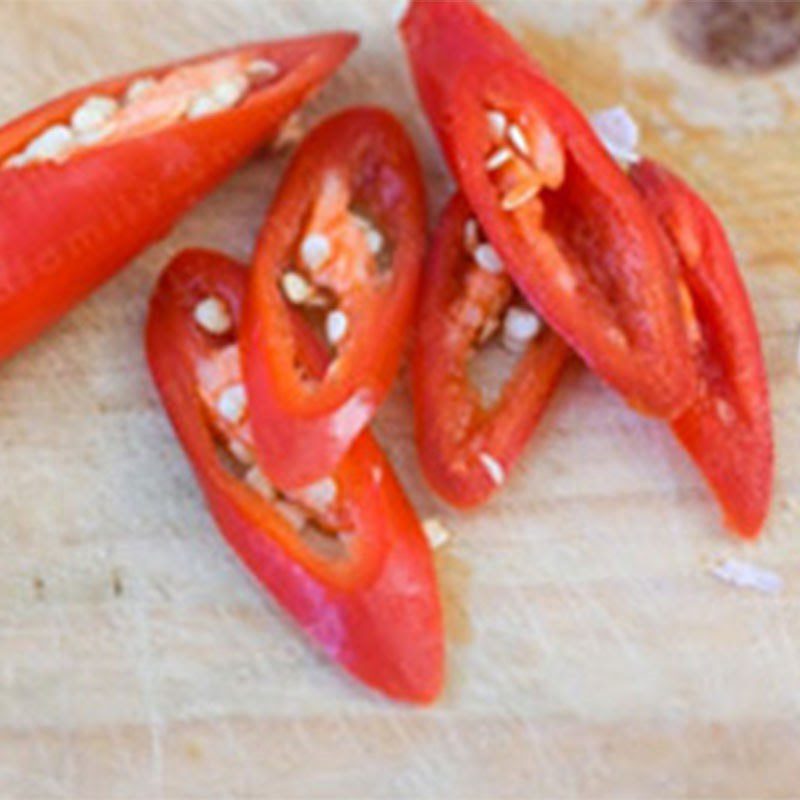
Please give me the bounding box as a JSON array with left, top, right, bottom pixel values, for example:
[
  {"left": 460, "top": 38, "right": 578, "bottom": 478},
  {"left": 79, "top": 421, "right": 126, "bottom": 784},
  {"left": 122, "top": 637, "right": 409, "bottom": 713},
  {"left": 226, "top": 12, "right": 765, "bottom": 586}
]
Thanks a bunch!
[
  {"left": 413, "top": 194, "right": 571, "bottom": 508},
  {"left": 630, "top": 160, "right": 774, "bottom": 538},
  {"left": 0, "top": 33, "right": 357, "bottom": 363},
  {"left": 243, "top": 108, "right": 427, "bottom": 489},
  {"left": 400, "top": 0, "right": 696, "bottom": 420},
  {"left": 146, "top": 249, "right": 443, "bottom": 702}
]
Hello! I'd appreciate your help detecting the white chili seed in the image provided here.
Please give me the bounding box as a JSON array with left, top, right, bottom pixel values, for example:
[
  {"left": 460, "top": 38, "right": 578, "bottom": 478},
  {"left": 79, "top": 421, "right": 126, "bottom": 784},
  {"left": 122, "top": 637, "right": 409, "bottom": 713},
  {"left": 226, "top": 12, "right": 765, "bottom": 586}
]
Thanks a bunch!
[
  {"left": 478, "top": 315, "right": 500, "bottom": 344},
  {"left": 423, "top": 518, "right": 452, "bottom": 550},
  {"left": 229, "top": 439, "right": 255, "bottom": 466},
  {"left": 24, "top": 124, "right": 74, "bottom": 162},
  {"left": 194, "top": 296, "right": 233, "bottom": 335},
  {"left": 503, "top": 306, "right": 542, "bottom": 352},
  {"left": 463, "top": 218, "right": 480, "bottom": 253},
  {"left": 301, "top": 232, "right": 332, "bottom": 271},
  {"left": 353, "top": 214, "right": 384, "bottom": 255},
  {"left": 186, "top": 94, "right": 224, "bottom": 120},
  {"left": 3, "top": 153, "right": 30, "bottom": 169},
  {"left": 281, "top": 271, "right": 312, "bottom": 304},
  {"left": 479, "top": 452, "right": 506, "bottom": 486},
  {"left": 211, "top": 75, "right": 249, "bottom": 109},
  {"left": 245, "top": 466, "right": 276, "bottom": 501},
  {"left": 590, "top": 105, "right": 640, "bottom": 166},
  {"left": 486, "top": 110, "right": 508, "bottom": 144},
  {"left": 486, "top": 147, "right": 514, "bottom": 172},
  {"left": 217, "top": 384, "right": 247, "bottom": 424},
  {"left": 715, "top": 398, "right": 736, "bottom": 426},
  {"left": 75, "top": 126, "right": 112, "bottom": 147},
  {"left": 508, "top": 123, "right": 531, "bottom": 157},
  {"left": 501, "top": 182, "right": 540, "bottom": 211},
  {"left": 504, "top": 306, "right": 542, "bottom": 340},
  {"left": 274, "top": 500, "right": 307, "bottom": 530},
  {"left": 273, "top": 113, "right": 304, "bottom": 151},
  {"left": 71, "top": 95, "right": 118, "bottom": 134},
  {"left": 126, "top": 77, "right": 157, "bottom": 104},
  {"left": 474, "top": 243, "right": 503, "bottom": 275},
  {"left": 365, "top": 228, "right": 384, "bottom": 255},
  {"left": 295, "top": 477, "right": 337, "bottom": 510},
  {"left": 325, "top": 310, "right": 349, "bottom": 345},
  {"left": 247, "top": 59, "right": 280, "bottom": 79}
]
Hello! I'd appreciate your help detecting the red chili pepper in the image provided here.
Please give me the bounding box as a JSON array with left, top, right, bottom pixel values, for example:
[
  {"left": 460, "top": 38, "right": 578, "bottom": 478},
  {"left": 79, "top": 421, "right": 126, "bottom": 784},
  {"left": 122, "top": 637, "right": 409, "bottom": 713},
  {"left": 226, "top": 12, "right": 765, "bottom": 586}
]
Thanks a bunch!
[
  {"left": 400, "top": 0, "right": 696, "bottom": 419},
  {"left": 413, "top": 194, "right": 571, "bottom": 508},
  {"left": 146, "top": 249, "right": 443, "bottom": 702},
  {"left": 0, "top": 33, "right": 357, "bottom": 363},
  {"left": 630, "top": 160, "right": 774, "bottom": 538},
  {"left": 242, "top": 108, "right": 427, "bottom": 489}
]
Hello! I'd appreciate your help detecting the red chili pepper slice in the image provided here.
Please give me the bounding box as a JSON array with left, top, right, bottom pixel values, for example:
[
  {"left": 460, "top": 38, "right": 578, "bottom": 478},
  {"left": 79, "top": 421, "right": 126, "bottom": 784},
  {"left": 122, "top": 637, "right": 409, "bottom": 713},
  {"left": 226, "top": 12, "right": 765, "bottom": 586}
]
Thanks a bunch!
[
  {"left": 413, "top": 194, "right": 571, "bottom": 508},
  {"left": 400, "top": 0, "right": 696, "bottom": 419},
  {"left": 242, "top": 108, "right": 427, "bottom": 489},
  {"left": 0, "top": 33, "right": 357, "bottom": 363},
  {"left": 146, "top": 249, "right": 443, "bottom": 702},
  {"left": 630, "top": 160, "right": 774, "bottom": 538}
]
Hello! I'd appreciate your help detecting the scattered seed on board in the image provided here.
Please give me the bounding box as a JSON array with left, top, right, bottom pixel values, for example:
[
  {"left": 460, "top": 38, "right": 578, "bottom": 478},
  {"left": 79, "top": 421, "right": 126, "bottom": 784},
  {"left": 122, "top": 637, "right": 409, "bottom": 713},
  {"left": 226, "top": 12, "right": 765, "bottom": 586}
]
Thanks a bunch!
[{"left": 423, "top": 518, "right": 452, "bottom": 550}]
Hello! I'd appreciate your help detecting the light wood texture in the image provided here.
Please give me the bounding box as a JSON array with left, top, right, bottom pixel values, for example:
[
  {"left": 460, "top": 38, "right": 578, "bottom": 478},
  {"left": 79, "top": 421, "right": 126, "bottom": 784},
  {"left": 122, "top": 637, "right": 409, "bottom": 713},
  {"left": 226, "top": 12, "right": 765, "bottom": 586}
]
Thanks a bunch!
[{"left": 1, "top": 1, "right": 799, "bottom": 797}]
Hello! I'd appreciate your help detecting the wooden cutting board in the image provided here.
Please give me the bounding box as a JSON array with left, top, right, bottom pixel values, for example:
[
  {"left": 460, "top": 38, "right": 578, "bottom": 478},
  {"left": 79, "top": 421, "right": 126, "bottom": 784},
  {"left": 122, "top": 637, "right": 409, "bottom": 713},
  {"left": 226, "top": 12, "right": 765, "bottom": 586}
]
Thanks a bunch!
[{"left": 2, "top": 1, "right": 799, "bottom": 797}]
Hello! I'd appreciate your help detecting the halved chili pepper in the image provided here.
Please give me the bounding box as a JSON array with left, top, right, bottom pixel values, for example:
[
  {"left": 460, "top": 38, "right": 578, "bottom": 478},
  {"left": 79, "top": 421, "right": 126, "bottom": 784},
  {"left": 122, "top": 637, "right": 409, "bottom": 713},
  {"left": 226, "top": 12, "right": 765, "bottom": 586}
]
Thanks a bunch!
[
  {"left": 413, "top": 194, "right": 571, "bottom": 508},
  {"left": 0, "top": 33, "right": 357, "bottom": 363},
  {"left": 400, "top": 0, "right": 697, "bottom": 420},
  {"left": 630, "top": 160, "right": 774, "bottom": 538},
  {"left": 146, "top": 248, "right": 444, "bottom": 702},
  {"left": 242, "top": 107, "right": 427, "bottom": 490}
]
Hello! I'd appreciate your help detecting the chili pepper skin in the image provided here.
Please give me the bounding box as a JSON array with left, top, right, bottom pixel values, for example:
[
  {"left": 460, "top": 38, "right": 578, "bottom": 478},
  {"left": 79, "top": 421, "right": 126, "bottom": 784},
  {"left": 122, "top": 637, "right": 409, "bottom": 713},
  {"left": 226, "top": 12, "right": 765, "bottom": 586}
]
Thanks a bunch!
[
  {"left": 400, "top": 0, "right": 696, "bottom": 420},
  {"left": 413, "top": 194, "right": 571, "bottom": 508},
  {"left": 146, "top": 249, "right": 443, "bottom": 703},
  {"left": 0, "top": 33, "right": 357, "bottom": 364},
  {"left": 243, "top": 108, "right": 427, "bottom": 490},
  {"left": 631, "top": 161, "right": 774, "bottom": 539}
]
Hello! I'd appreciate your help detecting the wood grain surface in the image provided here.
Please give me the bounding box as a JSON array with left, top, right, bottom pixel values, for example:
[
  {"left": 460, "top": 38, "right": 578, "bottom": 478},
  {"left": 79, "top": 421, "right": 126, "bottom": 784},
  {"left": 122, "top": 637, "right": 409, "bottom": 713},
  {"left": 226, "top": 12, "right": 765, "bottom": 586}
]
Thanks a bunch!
[{"left": 1, "top": 1, "right": 799, "bottom": 798}]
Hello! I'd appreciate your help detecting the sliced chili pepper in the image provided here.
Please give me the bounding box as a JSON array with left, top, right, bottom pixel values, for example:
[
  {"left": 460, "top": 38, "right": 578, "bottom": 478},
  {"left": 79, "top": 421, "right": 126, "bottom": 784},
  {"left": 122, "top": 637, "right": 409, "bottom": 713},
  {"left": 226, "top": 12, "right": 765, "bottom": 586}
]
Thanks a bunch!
[
  {"left": 146, "top": 249, "right": 443, "bottom": 702},
  {"left": 400, "top": 0, "right": 696, "bottom": 419},
  {"left": 0, "top": 33, "right": 357, "bottom": 363},
  {"left": 413, "top": 194, "right": 571, "bottom": 508},
  {"left": 630, "top": 160, "right": 774, "bottom": 538},
  {"left": 242, "top": 108, "right": 427, "bottom": 489}
]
